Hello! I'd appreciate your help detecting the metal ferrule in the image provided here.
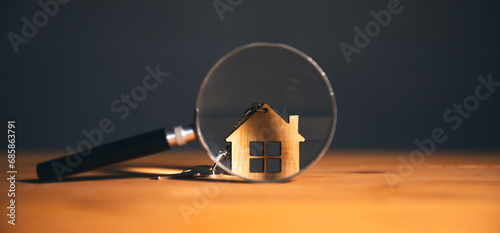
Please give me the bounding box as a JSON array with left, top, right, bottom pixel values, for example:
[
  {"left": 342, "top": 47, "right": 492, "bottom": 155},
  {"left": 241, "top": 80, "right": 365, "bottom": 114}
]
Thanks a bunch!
[{"left": 166, "top": 125, "right": 196, "bottom": 147}]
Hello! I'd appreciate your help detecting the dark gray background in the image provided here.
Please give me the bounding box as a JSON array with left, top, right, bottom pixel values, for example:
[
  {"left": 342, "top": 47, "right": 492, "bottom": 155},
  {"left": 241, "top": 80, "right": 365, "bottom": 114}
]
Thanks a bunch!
[{"left": 1, "top": 0, "right": 499, "bottom": 151}]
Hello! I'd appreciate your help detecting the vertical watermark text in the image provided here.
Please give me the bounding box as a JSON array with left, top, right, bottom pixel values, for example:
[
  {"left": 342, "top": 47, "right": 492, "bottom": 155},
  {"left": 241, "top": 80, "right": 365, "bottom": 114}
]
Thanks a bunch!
[{"left": 6, "top": 121, "right": 17, "bottom": 226}]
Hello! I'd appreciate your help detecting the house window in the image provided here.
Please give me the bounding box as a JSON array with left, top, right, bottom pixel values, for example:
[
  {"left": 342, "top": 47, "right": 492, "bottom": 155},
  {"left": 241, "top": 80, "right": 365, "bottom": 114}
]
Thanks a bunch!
[
  {"left": 249, "top": 141, "right": 281, "bottom": 173},
  {"left": 267, "top": 141, "right": 281, "bottom": 156},
  {"left": 266, "top": 158, "right": 281, "bottom": 173},
  {"left": 249, "top": 142, "right": 264, "bottom": 156},
  {"left": 249, "top": 158, "right": 264, "bottom": 173}
]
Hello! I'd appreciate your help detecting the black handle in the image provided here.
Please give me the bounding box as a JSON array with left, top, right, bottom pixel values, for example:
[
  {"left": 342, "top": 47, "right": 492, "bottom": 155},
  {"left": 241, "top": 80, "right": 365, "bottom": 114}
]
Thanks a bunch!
[{"left": 37, "top": 128, "right": 170, "bottom": 181}]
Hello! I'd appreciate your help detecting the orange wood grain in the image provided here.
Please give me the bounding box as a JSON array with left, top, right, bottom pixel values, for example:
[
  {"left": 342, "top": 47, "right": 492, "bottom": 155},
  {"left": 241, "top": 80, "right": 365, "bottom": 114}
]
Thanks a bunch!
[{"left": 1, "top": 150, "right": 499, "bottom": 233}]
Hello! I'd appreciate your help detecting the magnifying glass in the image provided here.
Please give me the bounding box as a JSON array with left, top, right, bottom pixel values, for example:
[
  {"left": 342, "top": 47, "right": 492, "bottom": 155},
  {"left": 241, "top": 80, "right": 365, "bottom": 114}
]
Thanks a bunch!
[{"left": 36, "top": 42, "right": 337, "bottom": 182}]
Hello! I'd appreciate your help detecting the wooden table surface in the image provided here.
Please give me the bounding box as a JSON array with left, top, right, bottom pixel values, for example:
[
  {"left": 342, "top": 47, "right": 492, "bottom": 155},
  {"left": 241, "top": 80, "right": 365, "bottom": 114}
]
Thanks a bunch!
[{"left": 1, "top": 150, "right": 499, "bottom": 233}]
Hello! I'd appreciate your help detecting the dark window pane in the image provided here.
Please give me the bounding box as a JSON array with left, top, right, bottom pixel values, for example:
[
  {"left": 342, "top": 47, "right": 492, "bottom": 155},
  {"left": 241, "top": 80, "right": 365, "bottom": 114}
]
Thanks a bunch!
[
  {"left": 249, "top": 158, "right": 264, "bottom": 173},
  {"left": 250, "top": 141, "right": 264, "bottom": 156},
  {"left": 266, "top": 158, "right": 281, "bottom": 173},
  {"left": 267, "top": 141, "right": 281, "bottom": 156}
]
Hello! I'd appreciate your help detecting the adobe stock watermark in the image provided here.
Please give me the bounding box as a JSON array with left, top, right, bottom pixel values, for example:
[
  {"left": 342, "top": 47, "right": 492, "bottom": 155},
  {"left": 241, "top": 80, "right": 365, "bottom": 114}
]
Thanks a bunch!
[
  {"left": 339, "top": 0, "right": 406, "bottom": 64},
  {"left": 50, "top": 64, "right": 170, "bottom": 181},
  {"left": 7, "top": 0, "right": 70, "bottom": 54},
  {"left": 385, "top": 73, "right": 498, "bottom": 191},
  {"left": 178, "top": 177, "right": 230, "bottom": 224},
  {"left": 212, "top": 0, "right": 243, "bottom": 21}
]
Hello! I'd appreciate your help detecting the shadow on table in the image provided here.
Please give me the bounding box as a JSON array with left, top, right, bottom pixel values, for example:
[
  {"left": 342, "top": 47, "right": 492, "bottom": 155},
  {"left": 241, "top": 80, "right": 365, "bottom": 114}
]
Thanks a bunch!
[{"left": 20, "top": 164, "right": 250, "bottom": 184}]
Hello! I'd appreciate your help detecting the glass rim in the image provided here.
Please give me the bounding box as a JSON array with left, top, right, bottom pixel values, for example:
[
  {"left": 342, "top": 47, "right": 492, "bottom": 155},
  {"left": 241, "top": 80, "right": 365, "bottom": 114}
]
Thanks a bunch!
[{"left": 195, "top": 42, "right": 337, "bottom": 182}]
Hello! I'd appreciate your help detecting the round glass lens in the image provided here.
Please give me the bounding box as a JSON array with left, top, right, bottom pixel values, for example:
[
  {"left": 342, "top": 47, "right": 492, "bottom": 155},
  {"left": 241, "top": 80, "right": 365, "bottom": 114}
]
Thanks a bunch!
[{"left": 196, "top": 43, "right": 336, "bottom": 182}]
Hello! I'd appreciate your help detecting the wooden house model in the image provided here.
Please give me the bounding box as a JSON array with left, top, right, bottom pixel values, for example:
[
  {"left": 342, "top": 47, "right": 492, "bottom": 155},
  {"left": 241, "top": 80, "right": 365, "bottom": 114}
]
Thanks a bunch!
[{"left": 226, "top": 103, "right": 305, "bottom": 180}]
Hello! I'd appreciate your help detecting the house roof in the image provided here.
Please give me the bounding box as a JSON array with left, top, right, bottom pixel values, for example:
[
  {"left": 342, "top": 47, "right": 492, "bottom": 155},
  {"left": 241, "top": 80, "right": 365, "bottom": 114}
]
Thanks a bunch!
[{"left": 226, "top": 103, "right": 305, "bottom": 142}]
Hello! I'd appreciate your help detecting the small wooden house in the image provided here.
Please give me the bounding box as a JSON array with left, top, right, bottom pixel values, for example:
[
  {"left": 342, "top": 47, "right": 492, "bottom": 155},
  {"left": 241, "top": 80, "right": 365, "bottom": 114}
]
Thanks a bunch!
[{"left": 226, "top": 103, "right": 305, "bottom": 180}]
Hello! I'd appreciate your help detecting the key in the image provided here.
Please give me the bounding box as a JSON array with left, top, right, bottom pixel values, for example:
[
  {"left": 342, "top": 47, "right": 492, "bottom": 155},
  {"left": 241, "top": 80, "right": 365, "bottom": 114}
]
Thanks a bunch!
[
  {"left": 154, "top": 165, "right": 215, "bottom": 180},
  {"left": 155, "top": 103, "right": 267, "bottom": 180}
]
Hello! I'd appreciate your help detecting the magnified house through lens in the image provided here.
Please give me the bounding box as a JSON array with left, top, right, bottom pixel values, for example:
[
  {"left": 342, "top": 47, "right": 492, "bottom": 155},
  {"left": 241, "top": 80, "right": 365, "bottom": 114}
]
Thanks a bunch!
[{"left": 226, "top": 103, "right": 305, "bottom": 180}]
